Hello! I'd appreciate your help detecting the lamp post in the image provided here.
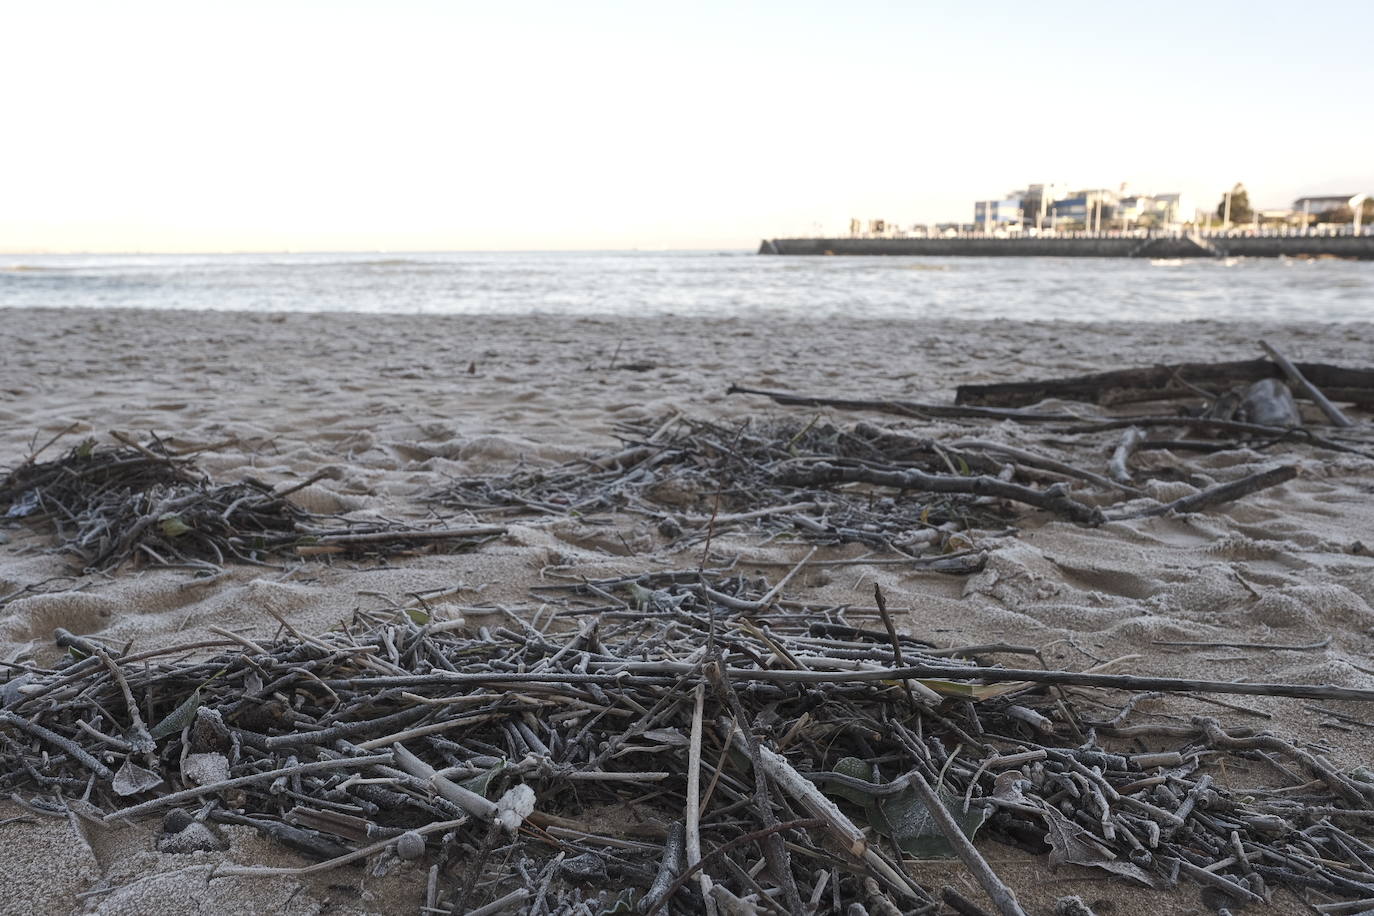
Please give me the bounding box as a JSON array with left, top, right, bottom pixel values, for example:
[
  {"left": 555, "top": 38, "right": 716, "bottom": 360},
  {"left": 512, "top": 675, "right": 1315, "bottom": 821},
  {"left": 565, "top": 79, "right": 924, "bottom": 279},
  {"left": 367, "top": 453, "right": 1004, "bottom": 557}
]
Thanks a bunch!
[
  {"left": 1222, "top": 189, "right": 1232, "bottom": 230},
  {"left": 1351, "top": 194, "right": 1370, "bottom": 236}
]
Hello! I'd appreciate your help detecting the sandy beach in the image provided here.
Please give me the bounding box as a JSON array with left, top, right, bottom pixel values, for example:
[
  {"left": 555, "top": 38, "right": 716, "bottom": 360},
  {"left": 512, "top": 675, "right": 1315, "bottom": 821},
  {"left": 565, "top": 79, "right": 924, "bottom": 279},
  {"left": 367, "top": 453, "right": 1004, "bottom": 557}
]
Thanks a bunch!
[{"left": 3, "top": 306, "right": 1374, "bottom": 915}]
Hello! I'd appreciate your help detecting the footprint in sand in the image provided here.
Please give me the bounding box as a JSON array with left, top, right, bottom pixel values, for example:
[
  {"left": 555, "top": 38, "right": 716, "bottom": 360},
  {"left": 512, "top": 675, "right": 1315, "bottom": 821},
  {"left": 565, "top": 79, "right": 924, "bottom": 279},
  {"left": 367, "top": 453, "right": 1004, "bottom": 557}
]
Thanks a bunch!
[{"left": 0, "top": 591, "right": 118, "bottom": 641}]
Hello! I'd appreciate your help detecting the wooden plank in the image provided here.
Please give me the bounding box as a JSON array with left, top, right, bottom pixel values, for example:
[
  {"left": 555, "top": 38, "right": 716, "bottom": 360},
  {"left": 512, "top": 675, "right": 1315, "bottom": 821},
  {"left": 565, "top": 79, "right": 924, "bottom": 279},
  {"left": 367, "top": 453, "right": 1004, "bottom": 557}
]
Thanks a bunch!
[{"left": 956, "top": 358, "right": 1374, "bottom": 408}]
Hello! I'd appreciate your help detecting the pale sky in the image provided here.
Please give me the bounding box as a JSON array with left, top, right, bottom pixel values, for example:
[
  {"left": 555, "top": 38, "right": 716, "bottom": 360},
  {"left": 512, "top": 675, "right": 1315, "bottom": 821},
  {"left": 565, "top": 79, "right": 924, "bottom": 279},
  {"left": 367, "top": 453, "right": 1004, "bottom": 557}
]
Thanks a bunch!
[{"left": 4, "top": 0, "right": 1372, "bottom": 252}]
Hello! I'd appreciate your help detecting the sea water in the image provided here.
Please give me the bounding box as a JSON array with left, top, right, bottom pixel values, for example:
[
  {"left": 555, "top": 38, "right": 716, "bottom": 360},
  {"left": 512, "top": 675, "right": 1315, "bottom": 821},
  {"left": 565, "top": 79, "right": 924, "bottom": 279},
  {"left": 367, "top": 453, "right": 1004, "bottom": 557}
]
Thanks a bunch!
[{"left": 1, "top": 250, "right": 1370, "bottom": 323}]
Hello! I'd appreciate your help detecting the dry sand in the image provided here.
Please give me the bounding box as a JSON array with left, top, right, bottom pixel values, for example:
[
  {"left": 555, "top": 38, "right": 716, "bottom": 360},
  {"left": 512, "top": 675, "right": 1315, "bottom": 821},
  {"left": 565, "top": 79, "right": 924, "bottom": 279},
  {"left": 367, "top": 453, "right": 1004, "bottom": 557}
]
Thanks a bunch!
[{"left": 2, "top": 306, "right": 1373, "bottom": 915}]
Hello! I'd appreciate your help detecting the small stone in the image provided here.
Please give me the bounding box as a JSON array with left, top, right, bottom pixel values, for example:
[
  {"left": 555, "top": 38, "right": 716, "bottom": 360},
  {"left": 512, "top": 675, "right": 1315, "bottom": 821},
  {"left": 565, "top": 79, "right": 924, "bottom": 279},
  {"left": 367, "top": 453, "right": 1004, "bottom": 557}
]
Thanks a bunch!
[
  {"left": 182, "top": 751, "right": 230, "bottom": 786},
  {"left": 161, "top": 809, "right": 194, "bottom": 835},
  {"left": 395, "top": 831, "right": 425, "bottom": 861},
  {"left": 157, "top": 820, "right": 226, "bottom": 854}
]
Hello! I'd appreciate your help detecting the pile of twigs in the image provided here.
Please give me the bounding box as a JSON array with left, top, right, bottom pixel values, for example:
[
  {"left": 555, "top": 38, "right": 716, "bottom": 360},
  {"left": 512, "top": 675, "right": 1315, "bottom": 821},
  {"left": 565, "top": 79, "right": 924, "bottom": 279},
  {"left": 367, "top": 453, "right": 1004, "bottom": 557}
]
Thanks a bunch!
[
  {"left": 435, "top": 407, "right": 1324, "bottom": 568},
  {"left": 5, "top": 572, "right": 1374, "bottom": 914},
  {"left": 1, "top": 438, "right": 504, "bottom": 571},
  {"left": 433, "top": 416, "right": 1085, "bottom": 555}
]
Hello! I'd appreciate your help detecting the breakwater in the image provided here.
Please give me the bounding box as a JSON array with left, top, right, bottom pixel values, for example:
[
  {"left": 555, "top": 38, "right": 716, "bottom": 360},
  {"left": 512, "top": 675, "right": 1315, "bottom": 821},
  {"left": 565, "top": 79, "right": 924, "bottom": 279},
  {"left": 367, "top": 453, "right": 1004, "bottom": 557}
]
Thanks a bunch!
[{"left": 760, "top": 234, "right": 1374, "bottom": 259}]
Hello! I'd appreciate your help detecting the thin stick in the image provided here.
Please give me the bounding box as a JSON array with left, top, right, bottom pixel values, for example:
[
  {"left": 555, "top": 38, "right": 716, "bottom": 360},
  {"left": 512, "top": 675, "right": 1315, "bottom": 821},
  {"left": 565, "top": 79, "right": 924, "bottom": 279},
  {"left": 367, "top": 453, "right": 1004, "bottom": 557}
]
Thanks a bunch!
[
  {"left": 684, "top": 683, "right": 717, "bottom": 913},
  {"left": 953, "top": 438, "right": 1145, "bottom": 496},
  {"left": 1111, "top": 465, "right": 1297, "bottom": 520},
  {"left": 755, "top": 546, "right": 818, "bottom": 608},
  {"left": 465, "top": 889, "right": 530, "bottom": 916},
  {"left": 784, "top": 461, "right": 1103, "bottom": 525},
  {"left": 93, "top": 648, "right": 153, "bottom": 752},
  {"left": 306, "top": 525, "right": 507, "bottom": 546},
  {"left": 1153, "top": 637, "right": 1331, "bottom": 651},
  {"left": 874, "top": 584, "right": 917, "bottom": 708},
  {"left": 103, "top": 753, "right": 394, "bottom": 823},
  {"left": 591, "top": 659, "right": 1374, "bottom": 702},
  {"left": 212, "top": 818, "right": 466, "bottom": 878},
  {"left": 645, "top": 818, "right": 826, "bottom": 916},
  {"left": 23, "top": 422, "right": 81, "bottom": 465},
  {"left": 904, "top": 766, "right": 1026, "bottom": 916},
  {"left": 708, "top": 658, "right": 806, "bottom": 915},
  {"left": 0, "top": 711, "right": 114, "bottom": 781},
  {"left": 206, "top": 626, "right": 270, "bottom": 655},
  {"left": 1261, "top": 339, "right": 1353, "bottom": 427}
]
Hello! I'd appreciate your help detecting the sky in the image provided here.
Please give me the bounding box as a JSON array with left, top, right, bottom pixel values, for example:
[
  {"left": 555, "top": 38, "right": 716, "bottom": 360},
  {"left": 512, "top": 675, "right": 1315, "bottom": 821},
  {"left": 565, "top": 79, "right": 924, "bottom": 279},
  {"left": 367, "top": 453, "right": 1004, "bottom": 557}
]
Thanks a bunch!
[{"left": 3, "top": 0, "right": 1373, "bottom": 252}]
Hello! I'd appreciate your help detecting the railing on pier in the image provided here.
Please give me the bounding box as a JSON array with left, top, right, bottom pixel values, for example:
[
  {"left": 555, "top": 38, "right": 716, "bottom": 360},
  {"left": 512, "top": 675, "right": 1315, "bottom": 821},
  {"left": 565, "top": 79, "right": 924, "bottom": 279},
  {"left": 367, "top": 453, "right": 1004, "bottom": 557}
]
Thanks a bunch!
[{"left": 848, "top": 225, "right": 1374, "bottom": 241}]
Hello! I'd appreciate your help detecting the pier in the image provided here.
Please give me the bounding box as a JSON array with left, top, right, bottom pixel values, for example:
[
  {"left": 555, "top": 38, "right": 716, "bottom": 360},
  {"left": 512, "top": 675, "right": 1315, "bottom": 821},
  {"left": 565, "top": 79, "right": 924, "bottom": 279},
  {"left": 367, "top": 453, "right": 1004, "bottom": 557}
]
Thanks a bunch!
[{"left": 759, "top": 231, "right": 1374, "bottom": 259}]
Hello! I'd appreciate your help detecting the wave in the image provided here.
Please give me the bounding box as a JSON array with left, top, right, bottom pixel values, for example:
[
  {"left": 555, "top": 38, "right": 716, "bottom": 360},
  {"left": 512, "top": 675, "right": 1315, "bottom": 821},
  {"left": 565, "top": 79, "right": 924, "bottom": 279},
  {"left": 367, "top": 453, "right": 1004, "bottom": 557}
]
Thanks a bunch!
[{"left": 348, "top": 258, "right": 437, "bottom": 268}]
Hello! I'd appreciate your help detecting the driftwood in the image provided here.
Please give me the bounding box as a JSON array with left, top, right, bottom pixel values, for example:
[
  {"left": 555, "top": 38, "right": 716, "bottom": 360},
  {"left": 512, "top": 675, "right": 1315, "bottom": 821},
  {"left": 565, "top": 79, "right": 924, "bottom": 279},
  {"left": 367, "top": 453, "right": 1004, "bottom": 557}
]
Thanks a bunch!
[
  {"left": 726, "top": 383, "right": 1075, "bottom": 421},
  {"left": 779, "top": 461, "right": 1104, "bottom": 526},
  {"left": 1260, "top": 339, "right": 1354, "bottom": 427},
  {"left": 1109, "top": 465, "right": 1298, "bottom": 521},
  {"left": 955, "top": 357, "right": 1374, "bottom": 408}
]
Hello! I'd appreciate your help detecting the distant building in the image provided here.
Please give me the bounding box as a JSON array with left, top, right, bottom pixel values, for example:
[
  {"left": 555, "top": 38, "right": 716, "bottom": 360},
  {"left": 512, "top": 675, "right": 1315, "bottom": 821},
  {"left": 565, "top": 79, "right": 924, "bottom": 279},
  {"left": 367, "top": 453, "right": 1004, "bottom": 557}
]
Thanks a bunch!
[
  {"left": 1147, "top": 192, "right": 1190, "bottom": 225},
  {"left": 973, "top": 198, "right": 1024, "bottom": 229},
  {"left": 1257, "top": 208, "right": 1297, "bottom": 226},
  {"left": 1116, "top": 195, "right": 1147, "bottom": 222},
  {"left": 1047, "top": 189, "right": 1117, "bottom": 230},
  {"left": 1294, "top": 195, "right": 1355, "bottom": 218},
  {"left": 968, "top": 182, "right": 1199, "bottom": 233},
  {"left": 1017, "top": 184, "right": 1067, "bottom": 228},
  {"left": 1294, "top": 194, "right": 1370, "bottom": 224}
]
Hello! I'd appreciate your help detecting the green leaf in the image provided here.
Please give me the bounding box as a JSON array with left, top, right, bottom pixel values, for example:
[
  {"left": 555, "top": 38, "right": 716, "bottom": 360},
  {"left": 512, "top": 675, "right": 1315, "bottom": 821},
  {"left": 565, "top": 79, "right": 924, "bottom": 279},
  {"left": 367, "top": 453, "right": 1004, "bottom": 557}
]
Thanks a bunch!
[
  {"left": 460, "top": 759, "right": 506, "bottom": 797},
  {"left": 829, "top": 757, "right": 879, "bottom": 807},
  {"left": 76, "top": 439, "right": 95, "bottom": 459},
  {"left": 158, "top": 513, "right": 191, "bottom": 538},
  {"left": 625, "top": 583, "right": 654, "bottom": 610},
  {"left": 826, "top": 757, "right": 988, "bottom": 859},
  {"left": 150, "top": 688, "right": 202, "bottom": 739}
]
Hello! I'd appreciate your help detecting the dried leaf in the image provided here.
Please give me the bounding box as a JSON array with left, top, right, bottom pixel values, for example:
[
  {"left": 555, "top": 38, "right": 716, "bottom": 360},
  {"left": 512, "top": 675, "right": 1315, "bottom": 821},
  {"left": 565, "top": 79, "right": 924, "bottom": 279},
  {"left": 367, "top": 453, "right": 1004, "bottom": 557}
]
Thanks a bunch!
[
  {"left": 907, "top": 678, "right": 1029, "bottom": 700},
  {"left": 1042, "top": 807, "right": 1155, "bottom": 886},
  {"left": 112, "top": 758, "right": 164, "bottom": 796},
  {"left": 158, "top": 513, "right": 191, "bottom": 538},
  {"left": 150, "top": 688, "right": 201, "bottom": 739}
]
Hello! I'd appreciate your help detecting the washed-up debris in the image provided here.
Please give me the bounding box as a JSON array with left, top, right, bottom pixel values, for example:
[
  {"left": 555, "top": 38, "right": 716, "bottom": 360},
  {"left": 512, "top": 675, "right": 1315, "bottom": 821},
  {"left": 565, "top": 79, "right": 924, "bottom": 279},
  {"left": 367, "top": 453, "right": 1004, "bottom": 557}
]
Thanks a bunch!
[
  {"left": 0, "top": 435, "right": 503, "bottom": 572},
  {"left": 5, "top": 572, "right": 1374, "bottom": 913}
]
